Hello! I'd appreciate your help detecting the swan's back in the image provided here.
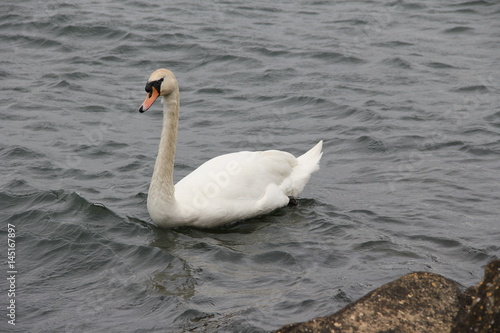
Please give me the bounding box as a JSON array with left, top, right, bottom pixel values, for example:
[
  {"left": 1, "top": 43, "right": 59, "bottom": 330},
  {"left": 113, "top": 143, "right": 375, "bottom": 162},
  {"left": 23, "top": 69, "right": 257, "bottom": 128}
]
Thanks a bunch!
[
  {"left": 174, "top": 150, "right": 296, "bottom": 205},
  {"left": 171, "top": 141, "right": 323, "bottom": 228}
]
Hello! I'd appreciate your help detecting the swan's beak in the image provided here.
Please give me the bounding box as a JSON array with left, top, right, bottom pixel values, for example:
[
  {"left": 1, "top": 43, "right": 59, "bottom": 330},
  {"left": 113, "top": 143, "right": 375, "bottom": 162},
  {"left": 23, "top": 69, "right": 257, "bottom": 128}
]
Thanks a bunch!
[{"left": 139, "top": 88, "right": 160, "bottom": 113}]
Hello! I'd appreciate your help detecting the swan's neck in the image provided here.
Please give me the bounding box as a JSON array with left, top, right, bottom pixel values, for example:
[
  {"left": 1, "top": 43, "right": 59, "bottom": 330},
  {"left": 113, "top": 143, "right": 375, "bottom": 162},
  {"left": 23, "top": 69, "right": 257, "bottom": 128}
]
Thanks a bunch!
[{"left": 149, "top": 90, "right": 180, "bottom": 201}]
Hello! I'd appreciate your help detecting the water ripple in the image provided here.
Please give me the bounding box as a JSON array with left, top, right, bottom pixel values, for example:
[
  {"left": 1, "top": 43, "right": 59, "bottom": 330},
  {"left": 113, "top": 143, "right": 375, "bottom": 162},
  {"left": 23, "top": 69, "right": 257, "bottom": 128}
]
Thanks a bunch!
[{"left": 1, "top": 0, "right": 499, "bottom": 331}]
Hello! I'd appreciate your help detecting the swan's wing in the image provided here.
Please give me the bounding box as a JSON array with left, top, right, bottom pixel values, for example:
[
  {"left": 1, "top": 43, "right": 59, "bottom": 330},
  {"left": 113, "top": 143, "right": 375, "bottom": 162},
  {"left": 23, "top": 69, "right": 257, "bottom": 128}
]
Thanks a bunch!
[
  {"left": 175, "top": 150, "right": 297, "bottom": 200},
  {"left": 174, "top": 150, "right": 296, "bottom": 224}
]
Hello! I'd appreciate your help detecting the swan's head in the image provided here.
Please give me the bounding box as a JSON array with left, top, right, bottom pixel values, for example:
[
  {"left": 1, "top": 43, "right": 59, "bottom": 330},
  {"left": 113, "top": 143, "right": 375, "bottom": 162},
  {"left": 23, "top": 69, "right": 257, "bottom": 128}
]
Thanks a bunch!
[{"left": 139, "top": 68, "right": 178, "bottom": 113}]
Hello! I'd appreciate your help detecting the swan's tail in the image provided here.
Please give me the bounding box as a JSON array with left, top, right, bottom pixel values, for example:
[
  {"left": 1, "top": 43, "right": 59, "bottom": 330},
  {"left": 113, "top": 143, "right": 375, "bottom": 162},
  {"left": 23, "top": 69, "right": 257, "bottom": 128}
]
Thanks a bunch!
[{"left": 289, "top": 140, "right": 323, "bottom": 197}]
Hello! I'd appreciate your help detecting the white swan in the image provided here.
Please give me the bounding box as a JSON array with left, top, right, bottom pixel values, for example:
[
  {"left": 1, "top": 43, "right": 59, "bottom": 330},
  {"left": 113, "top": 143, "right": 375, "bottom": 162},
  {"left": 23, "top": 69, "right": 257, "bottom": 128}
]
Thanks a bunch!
[{"left": 139, "top": 68, "right": 323, "bottom": 228}]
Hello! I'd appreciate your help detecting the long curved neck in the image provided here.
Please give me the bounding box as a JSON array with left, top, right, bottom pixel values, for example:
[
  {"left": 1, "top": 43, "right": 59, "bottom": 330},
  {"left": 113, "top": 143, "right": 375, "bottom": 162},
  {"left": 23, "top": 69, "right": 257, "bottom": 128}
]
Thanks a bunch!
[{"left": 149, "top": 90, "right": 180, "bottom": 201}]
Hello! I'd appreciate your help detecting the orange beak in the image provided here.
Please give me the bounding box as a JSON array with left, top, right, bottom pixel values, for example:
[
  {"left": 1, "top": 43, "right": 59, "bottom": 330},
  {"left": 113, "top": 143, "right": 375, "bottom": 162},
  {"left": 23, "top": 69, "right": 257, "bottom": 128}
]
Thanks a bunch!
[{"left": 139, "top": 88, "right": 160, "bottom": 113}]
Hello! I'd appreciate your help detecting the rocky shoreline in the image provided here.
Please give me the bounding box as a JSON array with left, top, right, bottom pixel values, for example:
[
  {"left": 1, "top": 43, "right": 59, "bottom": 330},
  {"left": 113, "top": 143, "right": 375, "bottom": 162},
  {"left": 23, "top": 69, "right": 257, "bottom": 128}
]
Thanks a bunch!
[{"left": 276, "top": 260, "right": 499, "bottom": 333}]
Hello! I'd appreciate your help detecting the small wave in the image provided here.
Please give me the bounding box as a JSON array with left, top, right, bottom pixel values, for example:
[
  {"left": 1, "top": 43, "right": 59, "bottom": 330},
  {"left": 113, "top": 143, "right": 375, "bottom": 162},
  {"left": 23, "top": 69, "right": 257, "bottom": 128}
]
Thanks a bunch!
[
  {"left": 355, "top": 135, "right": 389, "bottom": 153},
  {"left": 0, "top": 145, "right": 44, "bottom": 159},
  {"left": 453, "top": 85, "right": 490, "bottom": 93},
  {"left": 56, "top": 24, "right": 129, "bottom": 40},
  {"left": 252, "top": 250, "right": 298, "bottom": 267},
  {"left": 76, "top": 105, "right": 108, "bottom": 113},
  {"left": 381, "top": 57, "right": 412, "bottom": 69},
  {"left": 375, "top": 41, "right": 415, "bottom": 48},
  {"left": 451, "top": 1, "right": 494, "bottom": 8},
  {"left": 460, "top": 144, "right": 499, "bottom": 156},
  {"left": 353, "top": 239, "right": 422, "bottom": 260},
  {"left": 425, "top": 61, "right": 459, "bottom": 69},
  {"left": 422, "top": 140, "right": 466, "bottom": 151},
  {"left": 196, "top": 87, "right": 236, "bottom": 95},
  {"left": 443, "top": 26, "right": 475, "bottom": 34},
  {"left": 310, "top": 51, "right": 364, "bottom": 64},
  {"left": 484, "top": 111, "right": 500, "bottom": 129},
  {"left": 247, "top": 46, "right": 290, "bottom": 58},
  {"left": 408, "top": 234, "right": 462, "bottom": 248}
]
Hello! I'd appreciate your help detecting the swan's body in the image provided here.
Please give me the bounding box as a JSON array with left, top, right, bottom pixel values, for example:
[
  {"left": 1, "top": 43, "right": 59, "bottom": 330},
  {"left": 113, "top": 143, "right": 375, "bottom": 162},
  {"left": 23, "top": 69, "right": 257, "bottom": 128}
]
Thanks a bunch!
[{"left": 139, "top": 69, "right": 323, "bottom": 228}]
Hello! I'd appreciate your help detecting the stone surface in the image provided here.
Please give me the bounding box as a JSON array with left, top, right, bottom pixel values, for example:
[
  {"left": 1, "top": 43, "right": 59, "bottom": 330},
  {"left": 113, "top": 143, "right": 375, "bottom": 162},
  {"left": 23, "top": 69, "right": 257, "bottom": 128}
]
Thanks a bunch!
[
  {"left": 276, "top": 260, "right": 500, "bottom": 333},
  {"left": 452, "top": 260, "right": 500, "bottom": 333},
  {"left": 276, "top": 272, "right": 462, "bottom": 333}
]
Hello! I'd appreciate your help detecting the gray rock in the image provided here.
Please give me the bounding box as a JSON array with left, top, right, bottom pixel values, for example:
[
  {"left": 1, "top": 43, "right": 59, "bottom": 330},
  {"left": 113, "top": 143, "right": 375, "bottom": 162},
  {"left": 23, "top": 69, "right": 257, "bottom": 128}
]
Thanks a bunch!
[
  {"left": 452, "top": 260, "right": 500, "bottom": 333},
  {"left": 276, "top": 260, "right": 500, "bottom": 333}
]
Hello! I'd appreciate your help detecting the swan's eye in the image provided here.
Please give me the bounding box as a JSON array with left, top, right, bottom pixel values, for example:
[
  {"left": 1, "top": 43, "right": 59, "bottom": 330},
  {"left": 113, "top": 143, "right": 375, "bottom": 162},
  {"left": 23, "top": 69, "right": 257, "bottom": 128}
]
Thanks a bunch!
[{"left": 145, "top": 78, "right": 164, "bottom": 97}]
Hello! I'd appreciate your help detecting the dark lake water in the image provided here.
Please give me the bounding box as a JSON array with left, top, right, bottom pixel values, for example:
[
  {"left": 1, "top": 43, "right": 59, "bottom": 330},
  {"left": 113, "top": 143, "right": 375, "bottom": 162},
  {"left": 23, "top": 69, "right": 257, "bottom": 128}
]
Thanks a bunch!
[{"left": 1, "top": 0, "right": 499, "bottom": 332}]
